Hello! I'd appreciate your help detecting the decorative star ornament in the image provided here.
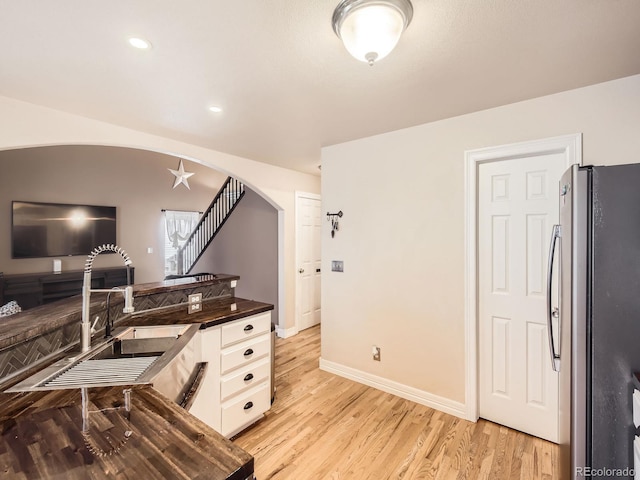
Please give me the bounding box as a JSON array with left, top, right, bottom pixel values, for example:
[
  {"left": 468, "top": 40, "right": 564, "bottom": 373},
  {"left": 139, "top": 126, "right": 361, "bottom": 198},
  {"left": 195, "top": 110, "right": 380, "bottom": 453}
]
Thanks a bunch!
[{"left": 168, "top": 159, "right": 194, "bottom": 190}]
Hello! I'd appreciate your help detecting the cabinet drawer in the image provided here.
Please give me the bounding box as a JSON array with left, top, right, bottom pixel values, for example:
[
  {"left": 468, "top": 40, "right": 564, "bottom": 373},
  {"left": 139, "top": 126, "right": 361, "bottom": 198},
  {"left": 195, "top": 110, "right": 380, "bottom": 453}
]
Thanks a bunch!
[
  {"left": 221, "top": 335, "right": 269, "bottom": 375},
  {"left": 221, "top": 383, "right": 270, "bottom": 437},
  {"left": 221, "top": 312, "right": 271, "bottom": 347},
  {"left": 221, "top": 358, "right": 270, "bottom": 402}
]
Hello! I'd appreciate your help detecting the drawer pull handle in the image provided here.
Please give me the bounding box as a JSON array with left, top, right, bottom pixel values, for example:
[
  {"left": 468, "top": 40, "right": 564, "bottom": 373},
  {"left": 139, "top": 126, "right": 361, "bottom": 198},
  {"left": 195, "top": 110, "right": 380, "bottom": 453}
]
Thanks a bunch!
[
  {"left": 244, "top": 373, "right": 254, "bottom": 381},
  {"left": 244, "top": 348, "right": 254, "bottom": 356},
  {"left": 244, "top": 401, "right": 254, "bottom": 410},
  {"left": 244, "top": 324, "right": 254, "bottom": 332}
]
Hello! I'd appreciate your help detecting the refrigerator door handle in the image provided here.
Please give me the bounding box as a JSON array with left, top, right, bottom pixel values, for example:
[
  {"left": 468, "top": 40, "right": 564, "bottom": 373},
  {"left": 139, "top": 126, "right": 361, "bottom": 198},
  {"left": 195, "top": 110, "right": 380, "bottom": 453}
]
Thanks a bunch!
[{"left": 546, "top": 224, "right": 561, "bottom": 372}]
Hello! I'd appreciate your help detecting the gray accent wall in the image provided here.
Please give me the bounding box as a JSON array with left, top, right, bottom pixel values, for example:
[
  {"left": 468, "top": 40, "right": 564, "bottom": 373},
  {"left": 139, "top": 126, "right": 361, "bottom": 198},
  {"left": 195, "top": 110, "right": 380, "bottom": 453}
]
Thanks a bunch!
[
  {"left": 193, "top": 189, "right": 278, "bottom": 324},
  {"left": 0, "top": 145, "right": 228, "bottom": 283}
]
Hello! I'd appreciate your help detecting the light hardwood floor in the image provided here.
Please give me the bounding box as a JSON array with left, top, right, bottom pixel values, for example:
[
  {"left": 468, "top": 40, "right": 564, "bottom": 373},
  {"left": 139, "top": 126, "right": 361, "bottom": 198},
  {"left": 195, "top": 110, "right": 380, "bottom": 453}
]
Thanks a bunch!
[{"left": 233, "top": 325, "right": 558, "bottom": 479}]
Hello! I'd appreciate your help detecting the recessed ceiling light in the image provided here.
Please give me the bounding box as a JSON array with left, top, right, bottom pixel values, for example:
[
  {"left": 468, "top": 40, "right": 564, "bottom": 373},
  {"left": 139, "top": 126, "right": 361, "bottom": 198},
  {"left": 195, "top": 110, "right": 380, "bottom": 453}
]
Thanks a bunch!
[
  {"left": 209, "top": 106, "right": 223, "bottom": 113},
  {"left": 128, "top": 37, "right": 152, "bottom": 49}
]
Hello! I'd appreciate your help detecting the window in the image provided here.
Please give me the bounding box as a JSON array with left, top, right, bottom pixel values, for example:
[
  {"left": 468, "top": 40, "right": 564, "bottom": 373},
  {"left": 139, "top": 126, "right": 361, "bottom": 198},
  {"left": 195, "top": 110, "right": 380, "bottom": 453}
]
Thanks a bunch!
[{"left": 163, "top": 210, "right": 200, "bottom": 276}]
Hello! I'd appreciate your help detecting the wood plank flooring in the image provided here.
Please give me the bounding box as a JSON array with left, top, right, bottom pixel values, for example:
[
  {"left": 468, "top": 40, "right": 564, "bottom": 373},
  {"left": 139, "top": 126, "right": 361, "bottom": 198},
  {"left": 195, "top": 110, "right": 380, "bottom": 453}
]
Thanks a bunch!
[{"left": 233, "top": 325, "right": 558, "bottom": 479}]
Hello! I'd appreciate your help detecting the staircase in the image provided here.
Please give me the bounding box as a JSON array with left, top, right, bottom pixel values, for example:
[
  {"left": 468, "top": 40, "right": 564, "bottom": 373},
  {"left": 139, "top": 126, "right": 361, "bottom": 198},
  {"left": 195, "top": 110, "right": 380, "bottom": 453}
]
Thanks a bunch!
[{"left": 177, "top": 176, "right": 245, "bottom": 275}]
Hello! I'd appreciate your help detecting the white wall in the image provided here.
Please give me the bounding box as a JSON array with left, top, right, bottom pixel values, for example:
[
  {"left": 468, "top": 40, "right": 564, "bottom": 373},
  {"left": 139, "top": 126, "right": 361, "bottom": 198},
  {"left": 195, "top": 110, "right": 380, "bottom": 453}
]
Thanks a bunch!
[
  {"left": 320, "top": 74, "right": 640, "bottom": 413},
  {"left": 0, "top": 96, "right": 320, "bottom": 332}
]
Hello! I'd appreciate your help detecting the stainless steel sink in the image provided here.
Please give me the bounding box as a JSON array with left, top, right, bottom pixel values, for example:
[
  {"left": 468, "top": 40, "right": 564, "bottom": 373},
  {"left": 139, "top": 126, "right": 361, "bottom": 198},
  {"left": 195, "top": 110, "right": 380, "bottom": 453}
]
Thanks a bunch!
[
  {"left": 92, "top": 324, "right": 192, "bottom": 358},
  {"left": 7, "top": 323, "right": 199, "bottom": 392},
  {"left": 118, "top": 324, "right": 191, "bottom": 340}
]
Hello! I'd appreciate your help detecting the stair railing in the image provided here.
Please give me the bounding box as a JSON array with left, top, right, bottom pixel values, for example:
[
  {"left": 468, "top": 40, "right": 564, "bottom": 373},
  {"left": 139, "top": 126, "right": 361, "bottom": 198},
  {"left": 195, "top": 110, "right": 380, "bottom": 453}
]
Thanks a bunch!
[{"left": 177, "top": 176, "right": 245, "bottom": 274}]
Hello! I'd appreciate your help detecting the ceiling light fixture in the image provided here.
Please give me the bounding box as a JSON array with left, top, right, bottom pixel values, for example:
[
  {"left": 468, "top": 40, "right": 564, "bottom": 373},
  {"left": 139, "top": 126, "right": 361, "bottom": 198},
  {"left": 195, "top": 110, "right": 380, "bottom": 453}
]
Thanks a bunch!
[
  {"left": 332, "top": 0, "right": 413, "bottom": 66},
  {"left": 128, "top": 37, "right": 152, "bottom": 49},
  {"left": 208, "top": 106, "right": 223, "bottom": 113}
]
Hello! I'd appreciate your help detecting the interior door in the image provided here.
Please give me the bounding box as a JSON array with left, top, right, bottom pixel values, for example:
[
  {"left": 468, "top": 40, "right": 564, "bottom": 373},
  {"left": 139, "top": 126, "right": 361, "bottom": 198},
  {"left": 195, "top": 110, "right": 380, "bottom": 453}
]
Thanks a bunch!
[
  {"left": 478, "top": 153, "right": 566, "bottom": 442},
  {"left": 296, "top": 193, "right": 321, "bottom": 332}
]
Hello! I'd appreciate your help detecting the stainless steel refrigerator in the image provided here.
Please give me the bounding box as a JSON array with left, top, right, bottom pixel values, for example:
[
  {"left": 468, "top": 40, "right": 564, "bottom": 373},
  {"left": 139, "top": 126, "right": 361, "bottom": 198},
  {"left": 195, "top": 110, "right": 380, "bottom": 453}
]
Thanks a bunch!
[{"left": 549, "top": 163, "right": 640, "bottom": 479}]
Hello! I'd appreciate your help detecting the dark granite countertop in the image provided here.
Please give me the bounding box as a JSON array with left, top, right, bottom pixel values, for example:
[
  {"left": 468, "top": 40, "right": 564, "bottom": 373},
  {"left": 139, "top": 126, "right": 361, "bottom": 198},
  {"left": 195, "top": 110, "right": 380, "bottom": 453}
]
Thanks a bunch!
[{"left": 0, "top": 384, "right": 253, "bottom": 479}]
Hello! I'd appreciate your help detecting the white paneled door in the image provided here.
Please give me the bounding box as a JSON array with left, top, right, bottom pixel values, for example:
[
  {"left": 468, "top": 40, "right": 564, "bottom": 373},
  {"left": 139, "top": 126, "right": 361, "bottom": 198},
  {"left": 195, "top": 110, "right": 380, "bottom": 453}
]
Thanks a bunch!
[
  {"left": 296, "top": 193, "right": 321, "bottom": 332},
  {"left": 478, "top": 154, "right": 565, "bottom": 442}
]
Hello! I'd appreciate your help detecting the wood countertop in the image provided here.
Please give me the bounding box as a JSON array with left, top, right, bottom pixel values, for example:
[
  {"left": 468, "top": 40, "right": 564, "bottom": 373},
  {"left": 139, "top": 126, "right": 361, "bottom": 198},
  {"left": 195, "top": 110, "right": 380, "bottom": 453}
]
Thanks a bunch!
[
  {"left": 130, "top": 274, "right": 239, "bottom": 297},
  {"left": 0, "top": 385, "right": 253, "bottom": 479},
  {"left": 0, "top": 274, "right": 273, "bottom": 479},
  {"left": 126, "top": 297, "right": 273, "bottom": 329},
  {"left": 0, "top": 274, "right": 250, "bottom": 350},
  {"left": 0, "top": 295, "right": 83, "bottom": 350}
]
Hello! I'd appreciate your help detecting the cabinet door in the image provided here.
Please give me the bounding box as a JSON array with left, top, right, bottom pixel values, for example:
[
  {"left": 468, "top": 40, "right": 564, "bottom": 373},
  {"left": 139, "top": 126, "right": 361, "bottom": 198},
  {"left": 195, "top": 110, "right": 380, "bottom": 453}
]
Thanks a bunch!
[
  {"left": 198, "top": 326, "right": 221, "bottom": 363},
  {"left": 188, "top": 366, "right": 221, "bottom": 430},
  {"left": 189, "top": 328, "right": 222, "bottom": 431},
  {"left": 3, "top": 277, "right": 42, "bottom": 309}
]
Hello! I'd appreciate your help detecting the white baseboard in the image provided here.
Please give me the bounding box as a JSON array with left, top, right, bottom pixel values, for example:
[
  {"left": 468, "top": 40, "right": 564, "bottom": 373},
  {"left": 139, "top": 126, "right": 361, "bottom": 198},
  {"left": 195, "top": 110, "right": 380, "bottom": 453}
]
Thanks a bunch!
[
  {"left": 319, "top": 358, "right": 468, "bottom": 420},
  {"left": 276, "top": 326, "right": 298, "bottom": 338}
]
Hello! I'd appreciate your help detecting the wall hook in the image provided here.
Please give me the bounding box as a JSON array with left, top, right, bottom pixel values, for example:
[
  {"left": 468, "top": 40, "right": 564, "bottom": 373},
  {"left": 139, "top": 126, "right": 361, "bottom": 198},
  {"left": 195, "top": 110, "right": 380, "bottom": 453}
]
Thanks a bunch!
[{"left": 327, "top": 211, "right": 343, "bottom": 238}]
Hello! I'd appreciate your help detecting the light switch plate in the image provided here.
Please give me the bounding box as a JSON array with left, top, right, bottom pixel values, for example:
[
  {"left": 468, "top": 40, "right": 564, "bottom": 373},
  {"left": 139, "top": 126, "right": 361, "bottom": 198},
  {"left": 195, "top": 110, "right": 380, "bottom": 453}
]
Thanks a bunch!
[{"left": 331, "top": 260, "right": 344, "bottom": 272}]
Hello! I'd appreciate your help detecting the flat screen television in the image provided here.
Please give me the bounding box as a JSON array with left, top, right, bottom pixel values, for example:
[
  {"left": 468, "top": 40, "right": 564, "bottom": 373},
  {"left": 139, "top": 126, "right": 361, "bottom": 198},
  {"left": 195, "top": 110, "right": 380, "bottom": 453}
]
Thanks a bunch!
[{"left": 12, "top": 201, "right": 117, "bottom": 258}]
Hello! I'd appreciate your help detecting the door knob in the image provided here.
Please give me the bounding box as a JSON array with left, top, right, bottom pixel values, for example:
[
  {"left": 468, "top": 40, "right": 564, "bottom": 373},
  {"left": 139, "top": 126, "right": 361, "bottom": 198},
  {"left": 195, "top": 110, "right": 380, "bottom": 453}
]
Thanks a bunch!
[{"left": 299, "top": 268, "right": 304, "bottom": 273}]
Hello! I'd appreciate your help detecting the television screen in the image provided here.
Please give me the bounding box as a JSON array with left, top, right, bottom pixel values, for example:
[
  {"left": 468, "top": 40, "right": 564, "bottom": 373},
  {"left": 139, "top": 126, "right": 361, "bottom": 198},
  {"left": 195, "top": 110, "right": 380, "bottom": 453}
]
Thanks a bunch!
[{"left": 12, "top": 201, "right": 117, "bottom": 258}]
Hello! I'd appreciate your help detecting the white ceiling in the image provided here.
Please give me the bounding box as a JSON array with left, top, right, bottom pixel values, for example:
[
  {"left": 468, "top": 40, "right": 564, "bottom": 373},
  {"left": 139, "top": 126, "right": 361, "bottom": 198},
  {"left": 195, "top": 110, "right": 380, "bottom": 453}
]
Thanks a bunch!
[{"left": 1, "top": 1, "right": 639, "bottom": 175}]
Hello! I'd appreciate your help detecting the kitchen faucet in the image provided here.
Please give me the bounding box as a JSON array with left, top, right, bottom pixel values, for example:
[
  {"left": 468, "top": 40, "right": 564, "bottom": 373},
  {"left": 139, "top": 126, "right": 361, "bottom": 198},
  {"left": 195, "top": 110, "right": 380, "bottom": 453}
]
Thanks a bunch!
[{"left": 81, "top": 244, "right": 134, "bottom": 352}]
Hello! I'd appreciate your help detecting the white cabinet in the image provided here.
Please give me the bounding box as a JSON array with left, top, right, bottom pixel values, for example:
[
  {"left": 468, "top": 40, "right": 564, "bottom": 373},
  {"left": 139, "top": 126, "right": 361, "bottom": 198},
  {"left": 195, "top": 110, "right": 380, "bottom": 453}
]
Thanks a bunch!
[
  {"left": 221, "top": 313, "right": 270, "bottom": 346},
  {"left": 220, "top": 358, "right": 270, "bottom": 402},
  {"left": 188, "top": 311, "right": 272, "bottom": 438},
  {"left": 221, "top": 383, "right": 271, "bottom": 435},
  {"left": 220, "top": 336, "right": 270, "bottom": 375}
]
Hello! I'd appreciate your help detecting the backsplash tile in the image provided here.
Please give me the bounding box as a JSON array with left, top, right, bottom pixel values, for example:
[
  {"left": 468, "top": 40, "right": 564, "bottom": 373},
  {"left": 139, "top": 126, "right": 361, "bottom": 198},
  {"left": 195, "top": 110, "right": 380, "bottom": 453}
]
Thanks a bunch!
[{"left": 0, "top": 280, "right": 234, "bottom": 385}]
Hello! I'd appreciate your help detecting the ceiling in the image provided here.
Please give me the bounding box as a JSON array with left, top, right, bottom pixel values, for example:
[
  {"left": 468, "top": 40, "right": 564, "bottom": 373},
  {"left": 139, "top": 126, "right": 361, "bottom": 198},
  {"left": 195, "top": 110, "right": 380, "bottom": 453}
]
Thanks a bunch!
[{"left": 1, "top": 1, "right": 639, "bottom": 175}]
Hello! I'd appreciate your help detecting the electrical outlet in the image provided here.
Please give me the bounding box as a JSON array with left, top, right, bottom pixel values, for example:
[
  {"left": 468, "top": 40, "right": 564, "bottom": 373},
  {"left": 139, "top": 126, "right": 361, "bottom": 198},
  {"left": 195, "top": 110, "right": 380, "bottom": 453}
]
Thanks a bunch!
[
  {"left": 372, "top": 346, "right": 381, "bottom": 361},
  {"left": 188, "top": 293, "right": 202, "bottom": 314}
]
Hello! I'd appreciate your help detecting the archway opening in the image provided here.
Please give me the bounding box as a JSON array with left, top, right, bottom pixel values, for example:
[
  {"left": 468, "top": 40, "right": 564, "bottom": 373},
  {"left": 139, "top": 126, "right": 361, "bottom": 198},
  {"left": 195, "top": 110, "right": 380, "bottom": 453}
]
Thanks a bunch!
[{"left": 0, "top": 144, "right": 282, "bottom": 324}]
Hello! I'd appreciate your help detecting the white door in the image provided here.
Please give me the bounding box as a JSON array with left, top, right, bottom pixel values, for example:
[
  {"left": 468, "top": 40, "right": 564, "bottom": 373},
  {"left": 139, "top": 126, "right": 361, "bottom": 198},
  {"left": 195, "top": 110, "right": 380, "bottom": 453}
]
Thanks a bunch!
[
  {"left": 296, "top": 193, "right": 321, "bottom": 332},
  {"left": 478, "top": 153, "right": 566, "bottom": 442}
]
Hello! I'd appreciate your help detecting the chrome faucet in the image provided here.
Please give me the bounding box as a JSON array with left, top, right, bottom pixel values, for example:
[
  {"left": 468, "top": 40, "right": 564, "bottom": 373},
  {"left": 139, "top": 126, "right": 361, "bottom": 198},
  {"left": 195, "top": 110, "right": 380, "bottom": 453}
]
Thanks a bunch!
[{"left": 81, "top": 244, "right": 134, "bottom": 352}]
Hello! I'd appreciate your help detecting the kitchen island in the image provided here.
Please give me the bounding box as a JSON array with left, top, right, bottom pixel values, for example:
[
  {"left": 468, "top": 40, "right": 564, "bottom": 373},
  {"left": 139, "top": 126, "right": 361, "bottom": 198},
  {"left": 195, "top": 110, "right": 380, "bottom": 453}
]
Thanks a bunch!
[
  {"left": 0, "top": 385, "right": 254, "bottom": 479},
  {"left": 0, "top": 274, "right": 273, "bottom": 479}
]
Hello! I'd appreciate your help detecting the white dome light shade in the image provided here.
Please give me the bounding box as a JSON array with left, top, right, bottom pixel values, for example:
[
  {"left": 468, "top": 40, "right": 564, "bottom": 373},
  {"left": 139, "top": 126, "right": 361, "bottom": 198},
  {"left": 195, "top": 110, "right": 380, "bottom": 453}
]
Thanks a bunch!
[
  {"left": 128, "top": 37, "right": 151, "bottom": 49},
  {"left": 340, "top": 5, "right": 403, "bottom": 64},
  {"left": 332, "top": 0, "right": 413, "bottom": 65}
]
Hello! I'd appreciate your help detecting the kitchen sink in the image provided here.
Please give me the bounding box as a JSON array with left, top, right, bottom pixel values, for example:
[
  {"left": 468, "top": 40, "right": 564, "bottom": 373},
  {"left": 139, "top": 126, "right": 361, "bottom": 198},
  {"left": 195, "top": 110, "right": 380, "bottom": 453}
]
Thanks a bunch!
[
  {"left": 94, "top": 324, "right": 192, "bottom": 359},
  {"left": 118, "top": 324, "right": 191, "bottom": 340},
  {"left": 7, "top": 323, "right": 199, "bottom": 392}
]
